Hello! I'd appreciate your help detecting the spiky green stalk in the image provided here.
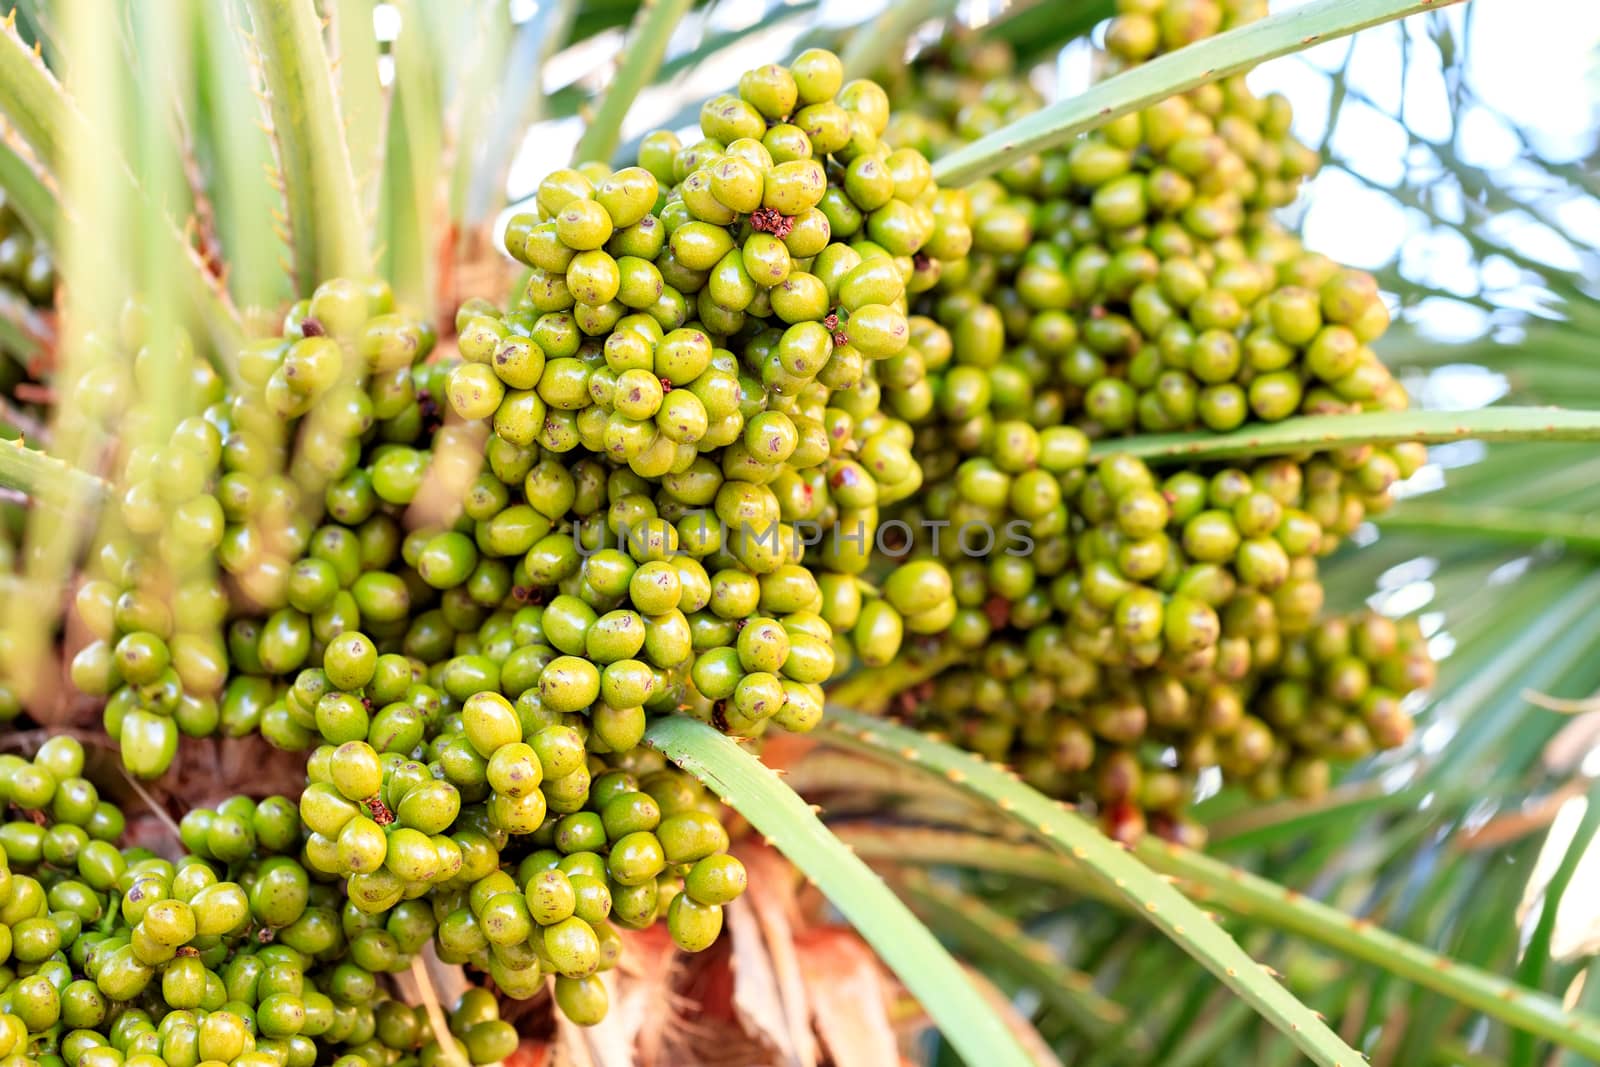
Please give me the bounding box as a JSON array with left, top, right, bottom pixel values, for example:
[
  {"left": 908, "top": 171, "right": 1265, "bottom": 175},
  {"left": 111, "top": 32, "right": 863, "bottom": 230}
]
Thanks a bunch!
[
  {"left": 933, "top": 0, "right": 1469, "bottom": 186},
  {"left": 820, "top": 710, "right": 1364, "bottom": 1067},
  {"left": 642, "top": 716, "right": 1041, "bottom": 1067},
  {"left": 244, "top": 0, "right": 369, "bottom": 290},
  {"left": 1135, "top": 838, "right": 1600, "bottom": 1062},
  {"left": 897, "top": 869, "right": 1143, "bottom": 1048},
  {"left": 0, "top": 11, "right": 241, "bottom": 356},
  {"left": 836, "top": 822, "right": 1600, "bottom": 1062},
  {"left": 1089, "top": 407, "right": 1600, "bottom": 466},
  {"left": 0, "top": 438, "right": 106, "bottom": 511},
  {"left": 0, "top": 135, "right": 53, "bottom": 250}
]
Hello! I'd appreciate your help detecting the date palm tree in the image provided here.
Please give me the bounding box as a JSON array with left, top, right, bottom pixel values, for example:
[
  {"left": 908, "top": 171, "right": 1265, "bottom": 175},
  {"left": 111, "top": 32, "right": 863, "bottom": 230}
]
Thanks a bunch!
[{"left": 3, "top": 1, "right": 1600, "bottom": 1065}]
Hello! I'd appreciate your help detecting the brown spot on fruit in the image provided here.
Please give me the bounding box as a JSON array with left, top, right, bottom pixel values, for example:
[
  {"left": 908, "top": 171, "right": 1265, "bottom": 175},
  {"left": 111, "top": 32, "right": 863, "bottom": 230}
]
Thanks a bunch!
[{"left": 750, "top": 207, "right": 795, "bottom": 238}]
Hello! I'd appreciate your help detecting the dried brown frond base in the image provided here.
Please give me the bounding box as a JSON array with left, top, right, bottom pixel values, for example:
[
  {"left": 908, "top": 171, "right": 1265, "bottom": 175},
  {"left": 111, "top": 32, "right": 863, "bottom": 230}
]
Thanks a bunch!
[
  {"left": 123, "top": 734, "right": 309, "bottom": 857},
  {"left": 152, "top": 734, "right": 312, "bottom": 811},
  {"left": 661, "top": 937, "right": 778, "bottom": 1067},
  {"left": 611, "top": 840, "right": 925, "bottom": 1067}
]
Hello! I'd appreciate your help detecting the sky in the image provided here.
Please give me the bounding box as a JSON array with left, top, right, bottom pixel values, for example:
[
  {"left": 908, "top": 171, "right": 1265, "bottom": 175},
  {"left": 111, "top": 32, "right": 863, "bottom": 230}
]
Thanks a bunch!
[{"left": 1255, "top": 0, "right": 1600, "bottom": 286}]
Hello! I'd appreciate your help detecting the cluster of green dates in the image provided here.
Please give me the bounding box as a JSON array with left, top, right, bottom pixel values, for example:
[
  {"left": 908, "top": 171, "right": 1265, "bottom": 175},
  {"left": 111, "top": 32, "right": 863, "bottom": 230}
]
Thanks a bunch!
[
  {"left": 65, "top": 328, "right": 231, "bottom": 778},
  {"left": 890, "top": 32, "right": 1403, "bottom": 439},
  {"left": 47, "top": 247, "right": 767, "bottom": 1031},
  {"left": 2, "top": 8, "right": 1444, "bottom": 1047},
  {"left": 854, "top": 2, "right": 1435, "bottom": 838},
  {"left": 65, "top": 276, "right": 437, "bottom": 781},
  {"left": 922, "top": 600, "right": 1434, "bottom": 842},
  {"left": 476, "top": 45, "right": 977, "bottom": 706},
  {"left": 0, "top": 738, "right": 526, "bottom": 1067}
]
